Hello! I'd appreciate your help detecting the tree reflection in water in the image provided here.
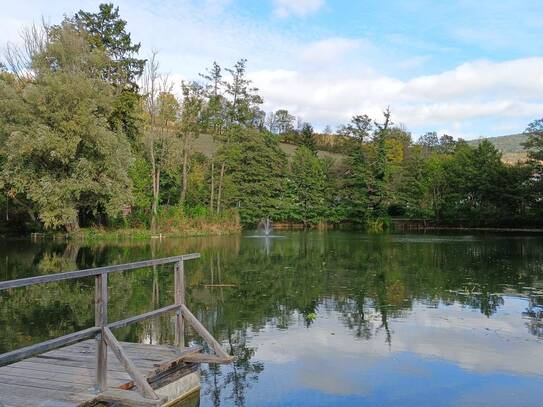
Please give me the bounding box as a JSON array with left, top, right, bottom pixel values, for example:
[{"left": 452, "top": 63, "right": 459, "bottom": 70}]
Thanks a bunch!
[{"left": 0, "top": 232, "right": 542, "bottom": 405}]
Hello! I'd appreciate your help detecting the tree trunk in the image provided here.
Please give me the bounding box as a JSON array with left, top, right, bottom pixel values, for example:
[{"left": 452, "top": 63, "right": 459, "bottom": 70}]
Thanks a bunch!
[
  {"left": 216, "top": 162, "right": 225, "bottom": 214},
  {"left": 65, "top": 214, "right": 80, "bottom": 233},
  {"left": 151, "top": 164, "right": 160, "bottom": 233},
  {"left": 210, "top": 159, "right": 215, "bottom": 211}
]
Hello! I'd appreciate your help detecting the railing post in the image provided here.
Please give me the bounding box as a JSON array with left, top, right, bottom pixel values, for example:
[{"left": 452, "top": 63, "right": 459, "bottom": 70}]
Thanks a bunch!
[
  {"left": 95, "top": 272, "right": 108, "bottom": 392},
  {"left": 174, "top": 260, "right": 185, "bottom": 351}
]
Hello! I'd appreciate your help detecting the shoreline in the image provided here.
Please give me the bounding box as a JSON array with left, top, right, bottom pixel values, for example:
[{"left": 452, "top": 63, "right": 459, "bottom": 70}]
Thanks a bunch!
[{"left": 14, "top": 224, "right": 543, "bottom": 242}]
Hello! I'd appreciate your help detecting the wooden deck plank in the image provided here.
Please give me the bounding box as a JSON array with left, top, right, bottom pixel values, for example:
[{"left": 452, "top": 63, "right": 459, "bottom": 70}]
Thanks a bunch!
[
  {"left": 2, "top": 360, "right": 132, "bottom": 381},
  {"left": 0, "top": 381, "right": 93, "bottom": 406},
  {"left": 0, "top": 365, "right": 130, "bottom": 387},
  {"left": 0, "top": 373, "right": 91, "bottom": 393},
  {"left": 0, "top": 340, "right": 198, "bottom": 407}
]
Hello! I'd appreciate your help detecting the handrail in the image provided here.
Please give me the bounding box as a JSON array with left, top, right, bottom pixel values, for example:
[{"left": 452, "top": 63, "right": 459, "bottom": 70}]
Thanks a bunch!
[
  {"left": 0, "top": 252, "right": 231, "bottom": 401},
  {"left": 0, "top": 253, "right": 200, "bottom": 372},
  {"left": 0, "top": 253, "right": 200, "bottom": 290}
]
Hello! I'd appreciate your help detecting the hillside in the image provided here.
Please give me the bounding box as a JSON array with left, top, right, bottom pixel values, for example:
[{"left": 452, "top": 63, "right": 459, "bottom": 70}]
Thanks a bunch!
[
  {"left": 467, "top": 133, "right": 529, "bottom": 163},
  {"left": 192, "top": 133, "right": 346, "bottom": 161}
]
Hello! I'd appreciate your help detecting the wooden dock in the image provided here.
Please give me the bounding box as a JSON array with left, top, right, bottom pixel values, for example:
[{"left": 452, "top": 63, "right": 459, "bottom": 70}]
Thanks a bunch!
[
  {"left": 0, "top": 340, "right": 201, "bottom": 406},
  {"left": 0, "top": 254, "right": 233, "bottom": 406}
]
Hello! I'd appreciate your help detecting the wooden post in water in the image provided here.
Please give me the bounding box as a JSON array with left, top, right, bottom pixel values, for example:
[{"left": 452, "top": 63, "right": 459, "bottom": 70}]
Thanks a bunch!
[
  {"left": 174, "top": 260, "right": 185, "bottom": 351},
  {"left": 95, "top": 272, "right": 108, "bottom": 392}
]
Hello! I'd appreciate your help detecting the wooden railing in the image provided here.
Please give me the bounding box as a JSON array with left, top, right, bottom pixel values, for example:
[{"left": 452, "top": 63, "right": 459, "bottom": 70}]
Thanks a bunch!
[{"left": 0, "top": 254, "right": 232, "bottom": 401}]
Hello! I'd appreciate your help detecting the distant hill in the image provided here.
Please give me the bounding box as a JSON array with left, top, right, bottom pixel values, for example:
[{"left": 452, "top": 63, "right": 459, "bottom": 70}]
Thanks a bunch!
[{"left": 467, "top": 133, "right": 529, "bottom": 163}]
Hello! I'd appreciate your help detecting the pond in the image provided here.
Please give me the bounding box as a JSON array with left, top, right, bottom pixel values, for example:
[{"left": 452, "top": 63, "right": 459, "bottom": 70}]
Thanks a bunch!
[{"left": 1, "top": 231, "right": 542, "bottom": 406}]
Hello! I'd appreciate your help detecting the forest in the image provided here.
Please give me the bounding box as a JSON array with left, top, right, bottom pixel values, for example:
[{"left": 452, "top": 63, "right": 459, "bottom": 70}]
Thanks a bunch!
[{"left": 1, "top": 3, "right": 542, "bottom": 235}]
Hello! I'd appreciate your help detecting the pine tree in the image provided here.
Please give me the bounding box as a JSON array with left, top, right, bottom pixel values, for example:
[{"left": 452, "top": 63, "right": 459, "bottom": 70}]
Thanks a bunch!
[
  {"left": 299, "top": 123, "right": 317, "bottom": 154},
  {"left": 291, "top": 146, "right": 325, "bottom": 225}
]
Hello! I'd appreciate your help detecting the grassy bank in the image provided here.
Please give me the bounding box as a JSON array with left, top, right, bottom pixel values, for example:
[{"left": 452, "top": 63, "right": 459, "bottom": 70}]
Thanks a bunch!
[{"left": 70, "top": 207, "right": 241, "bottom": 241}]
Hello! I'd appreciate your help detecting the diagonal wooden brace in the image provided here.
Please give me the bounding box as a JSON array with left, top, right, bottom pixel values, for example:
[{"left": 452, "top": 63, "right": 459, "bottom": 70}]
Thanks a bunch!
[
  {"left": 103, "top": 327, "right": 159, "bottom": 400},
  {"left": 180, "top": 304, "right": 233, "bottom": 362}
]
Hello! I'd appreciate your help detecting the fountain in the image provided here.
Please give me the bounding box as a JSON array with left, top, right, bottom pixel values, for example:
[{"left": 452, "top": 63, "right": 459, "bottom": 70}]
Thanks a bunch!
[
  {"left": 259, "top": 217, "right": 273, "bottom": 236},
  {"left": 245, "top": 217, "right": 284, "bottom": 240}
]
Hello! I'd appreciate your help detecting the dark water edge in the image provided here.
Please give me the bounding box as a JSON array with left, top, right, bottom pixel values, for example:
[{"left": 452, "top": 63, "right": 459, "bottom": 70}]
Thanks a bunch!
[{"left": 0, "top": 231, "right": 542, "bottom": 406}]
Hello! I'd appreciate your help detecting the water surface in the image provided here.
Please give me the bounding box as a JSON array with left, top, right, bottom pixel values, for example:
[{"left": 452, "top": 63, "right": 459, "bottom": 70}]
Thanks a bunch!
[{"left": 1, "top": 231, "right": 542, "bottom": 406}]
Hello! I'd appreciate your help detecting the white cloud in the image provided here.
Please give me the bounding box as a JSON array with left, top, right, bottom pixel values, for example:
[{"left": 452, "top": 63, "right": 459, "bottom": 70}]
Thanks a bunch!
[
  {"left": 251, "top": 57, "right": 543, "bottom": 137},
  {"left": 300, "top": 37, "right": 362, "bottom": 64},
  {"left": 404, "top": 58, "right": 543, "bottom": 100},
  {"left": 1, "top": 1, "right": 541, "bottom": 138},
  {"left": 273, "top": 0, "right": 325, "bottom": 18}
]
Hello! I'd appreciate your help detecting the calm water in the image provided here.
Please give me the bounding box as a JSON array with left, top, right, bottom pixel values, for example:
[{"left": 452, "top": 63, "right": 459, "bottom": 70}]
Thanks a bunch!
[{"left": 1, "top": 231, "right": 543, "bottom": 406}]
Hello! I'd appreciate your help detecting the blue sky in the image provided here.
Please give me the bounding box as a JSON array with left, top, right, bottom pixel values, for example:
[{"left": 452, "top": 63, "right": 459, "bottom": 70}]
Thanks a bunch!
[{"left": 2, "top": 0, "right": 543, "bottom": 139}]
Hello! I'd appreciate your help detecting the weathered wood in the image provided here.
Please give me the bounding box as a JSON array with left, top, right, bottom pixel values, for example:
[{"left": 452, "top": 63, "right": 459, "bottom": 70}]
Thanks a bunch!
[
  {"left": 0, "top": 381, "right": 94, "bottom": 406},
  {"left": 0, "top": 252, "right": 229, "bottom": 405},
  {"left": 0, "top": 253, "right": 200, "bottom": 290},
  {"left": 119, "top": 348, "right": 201, "bottom": 392},
  {"left": 0, "top": 373, "right": 92, "bottom": 393},
  {"left": 94, "top": 389, "right": 166, "bottom": 407},
  {"left": 0, "top": 327, "right": 99, "bottom": 367},
  {"left": 27, "top": 352, "right": 161, "bottom": 372},
  {"left": 45, "top": 342, "right": 179, "bottom": 361},
  {"left": 174, "top": 260, "right": 186, "bottom": 351},
  {"left": 182, "top": 354, "right": 234, "bottom": 364},
  {"left": 146, "top": 362, "right": 198, "bottom": 391},
  {"left": 146, "top": 346, "right": 201, "bottom": 377},
  {"left": 95, "top": 272, "right": 108, "bottom": 392},
  {"left": 103, "top": 328, "right": 159, "bottom": 400},
  {"left": 0, "top": 339, "right": 197, "bottom": 406},
  {"left": 180, "top": 304, "right": 230, "bottom": 359},
  {"left": 0, "top": 364, "right": 129, "bottom": 387},
  {"left": 108, "top": 304, "right": 180, "bottom": 331}
]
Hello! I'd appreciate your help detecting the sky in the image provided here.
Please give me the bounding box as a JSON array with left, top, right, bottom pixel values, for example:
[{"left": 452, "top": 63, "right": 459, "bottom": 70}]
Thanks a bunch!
[{"left": 1, "top": 0, "right": 543, "bottom": 139}]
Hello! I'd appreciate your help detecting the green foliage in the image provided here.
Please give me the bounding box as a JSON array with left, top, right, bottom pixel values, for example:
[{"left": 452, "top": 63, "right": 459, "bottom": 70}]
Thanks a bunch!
[
  {"left": 291, "top": 146, "right": 326, "bottom": 225},
  {"left": 224, "top": 59, "right": 263, "bottom": 127},
  {"left": 1, "top": 6, "right": 542, "bottom": 235},
  {"left": 128, "top": 156, "right": 152, "bottom": 211},
  {"left": 299, "top": 123, "right": 317, "bottom": 153},
  {"left": 0, "top": 24, "right": 132, "bottom": 231},
  {"left": 72, "top": 3, "right": 146, "bottom": 89},
  {"left": 523, "top": 118, "right": 543, "bottom": 162},
  {"left": 342, "top": 146, "right": 370, "bottom": 223},
  {"left": 220, "top": 129, "right": 289, "bottom": 224}
]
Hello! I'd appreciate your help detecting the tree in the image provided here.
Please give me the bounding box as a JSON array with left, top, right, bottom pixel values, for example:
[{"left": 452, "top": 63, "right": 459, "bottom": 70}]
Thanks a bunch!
[
  {"left": 417, "top": 131, "right": 439, "bottom": 150},
  {"left": 343, "top": 146, "right": 371, "bottom": 223},
  {"left": 141, "top": 52, "right": 179, "bottom": 232},
  {"left": 274, "top": 109, "right": 295, "bottom": 135},
  {"left": 200, "top": 61, "right": 225, "bottom": 135},
  {"left": 0, "top": 24, "right": 132, "bottom": 231},
  {"left": 370, "top": 107, "right": 393, "bottom": 217},
  {"left": 299, "top": 123, "right": 317, "bottom": 153},
  {"left": 339, "top": 114, "right": 373, "bottom": 143},
  {"left": 224, "top": 59, "right": 263, "bottom": 127},
  {"left": 70, "top": 4, "right": 146, "bottom": 147},
  {"left": 219, "top": 130, "right": 288, "bottom": 224},
  {"left": 200, "top": 61, "right": 225, "bottom": 211},
  {"left": 178, "top": 81, "right": 205, "bottom": 206},
  {"left": 523, "top": 118, "right": 543, "bottom": 162},
  {"left": 211, "top": 59, "right": 263, "bottom": 214},
  {"left": 291, "top": 146, "right": 325, "bottom": 225},
  {"left": 73, "top": 3, "right": 145, "bottom": 89},
  {"left": 443, "top": 140, "right": 515, "bottom": 223},
  {"left": 265, "top": 111, "right": 277, "bottom": 134},
  {"left": 339, "top": 114, "right": 374, "bottom": 223}
]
